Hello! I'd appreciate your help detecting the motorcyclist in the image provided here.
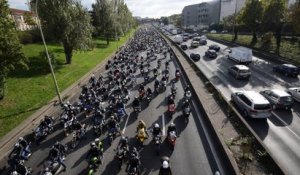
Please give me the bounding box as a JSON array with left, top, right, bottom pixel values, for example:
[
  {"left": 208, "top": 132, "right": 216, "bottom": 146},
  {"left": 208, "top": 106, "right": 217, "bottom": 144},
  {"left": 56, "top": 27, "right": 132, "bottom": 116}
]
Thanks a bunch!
[
  {"left": 139, "top": 84, "right": 145, "bottom": 93},
  {"left": 159, "top": 160, "right": 172, "bottom": 175},
  {"left": 154, "top": 79, "right": 160, "bottom": 90},
  {"left": 168, "top": 94, "right": 175, "bottom": 105},
  {"left": 126, "top": 152, "right": 140, "bottom": 174},
  {"left": 132, "top": 96, "right": 140, "bottom": 109},
  {"left": 152, "top": 123, "right": 162, "bottom": 140},
  {"left": 146, "top": 87, "right": 152, "bottom": 97},
  {"left": 182, "top": 99, "right": 190, "bottom": 109},
  {"left": 153, "top": 68, "right": 158, "bottom": 76},
  {"left": 14, "top": 160, "right": 31, "bottom": 175},
  {"left": 18, "top": 137, "right": 31, "bottom": 160},
  {"left": 107, "top": 116, "right": 119, "bottom": 133},
  {"left": 184, "top": 85, "right": 190, "bottom": 93},
  {"left": 86, "top": 142, "right": 102, "bottom": 164},
  {"left": 116, "top": 99, "right": 127, "bottom": 116},
  {"left": 136, "top": 120, "right": 148, "bottom": 139},
  {"left": 72, "top": 121, "right": 85, "bottom": 138},
  {"left": 171, "top": 81, "right": 177, "bottom": 93},
  {"left": 48, "top": 146, "right": 66, "bottom": 171},
  {"left": 9, "top": 142, "right": 23, "bottom": 161},
  {"left": 167, "top": 123, "right": 177, "bottom": 136},
  {"left": 53, "top": 141, "right": 66, "bottom": 160},
  {"left": 118, "top": 136, "right": 129, "bottom": 152}
]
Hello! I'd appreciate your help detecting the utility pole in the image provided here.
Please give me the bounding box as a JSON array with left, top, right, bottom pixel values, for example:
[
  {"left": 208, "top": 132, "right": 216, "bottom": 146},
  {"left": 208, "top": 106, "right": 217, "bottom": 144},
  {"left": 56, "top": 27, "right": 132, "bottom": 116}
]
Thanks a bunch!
[{"left": 35, "top": 0, "right": 63, "bottom": 105}]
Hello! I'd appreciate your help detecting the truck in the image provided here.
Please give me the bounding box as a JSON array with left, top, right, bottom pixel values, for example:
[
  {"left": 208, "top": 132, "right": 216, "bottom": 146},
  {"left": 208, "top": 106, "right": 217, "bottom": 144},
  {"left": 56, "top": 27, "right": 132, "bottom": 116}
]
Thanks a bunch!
[
  {"left": 174, "top": 35, "right": 183, "bottom": 44},
  {"left": 228, "top": 47, "right": 252, "bottom": 64}
]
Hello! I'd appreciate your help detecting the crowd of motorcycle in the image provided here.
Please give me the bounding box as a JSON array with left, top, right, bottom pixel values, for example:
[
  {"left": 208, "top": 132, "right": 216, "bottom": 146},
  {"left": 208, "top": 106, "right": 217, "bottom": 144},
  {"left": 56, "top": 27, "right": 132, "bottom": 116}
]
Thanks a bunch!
[{"left": 7, "top": 26, "right": 193, "bottom": 175}]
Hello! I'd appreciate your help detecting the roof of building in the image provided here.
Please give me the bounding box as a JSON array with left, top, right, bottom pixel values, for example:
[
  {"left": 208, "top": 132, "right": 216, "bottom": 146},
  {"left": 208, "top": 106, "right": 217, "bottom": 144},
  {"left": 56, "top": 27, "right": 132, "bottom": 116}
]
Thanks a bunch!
[{"left": 10, "top": 8, "right": 36, "bottom": 17}]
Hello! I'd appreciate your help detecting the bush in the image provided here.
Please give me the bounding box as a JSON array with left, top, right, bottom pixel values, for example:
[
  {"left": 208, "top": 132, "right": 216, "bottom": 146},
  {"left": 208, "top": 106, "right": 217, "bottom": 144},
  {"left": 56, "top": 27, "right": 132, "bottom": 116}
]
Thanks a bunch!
[
  {"left": 18, "top": 31, "right": 33, "bottom": 44},
  {"left": 38, "top": 50, "right": 57, "bottom": 72}
]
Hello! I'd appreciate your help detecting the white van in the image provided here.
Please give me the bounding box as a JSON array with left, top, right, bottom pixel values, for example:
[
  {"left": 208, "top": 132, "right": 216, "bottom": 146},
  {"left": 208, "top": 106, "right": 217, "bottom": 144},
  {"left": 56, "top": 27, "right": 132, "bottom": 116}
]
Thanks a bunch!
[
  {"left": 174, "top": 35, "right": 183, "bottom": 44},
  {"left": 171, "top": 29, "right": 177, "bottom": 35},
  {"left": 228, "top": 47, "right": 252, "bottom": 64}
]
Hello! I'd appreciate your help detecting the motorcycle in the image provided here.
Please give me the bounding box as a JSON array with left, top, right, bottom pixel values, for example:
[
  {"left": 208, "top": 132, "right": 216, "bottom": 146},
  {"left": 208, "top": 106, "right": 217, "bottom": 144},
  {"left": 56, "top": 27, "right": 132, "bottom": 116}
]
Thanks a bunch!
[
  {"left": 116, "top": 108, "right": 126, "bottom": 122},
  {"left": 87, "top": 156, "right": 100, "bottom": 175},
  {"left": 11, "top": 160, "right": 32, "bottom": 175},
  {"left": 161, "top": 80, "right": 167, "bottom": 91},
  {"left": 182, "top": 106, "right": 191, "bottom": 123},
  {"left": 136, "top": 128, "right": 148, "bottom": 147},
  {"left": 154, "top": 135, "right": 161, "bottom": 155},
  {"left": 71, "top": 126, "right": 86, "bottom": 149},
  {"left": 41, "top": 159, "right": 61, "bottom": 175},
  {"left": 63, "top": 117, "right": 74, "bottom": 136},
  {"left": 168, "top": 103, "right": 176, "bottom": 117},
  {"left": 144, "top": 75, "right": 150, "bottom": 83},
  {"left": 33, "top": 126, "right": 48, "bottom": 143},
  {"left": 139, "top": 90, "right": 145, "bottom": 99},
  {"left": 184, "top": 90, "right": 192, "bottom": 102},
  {"left": 146, "top": 93, "right": 152, "bottom": 103},
  {"left": 168, "top": 131, "right": 177, "bottom": 151},
  {"left": 107, "top": 127, "right": 118, "bottom": 145},
  {"left": 116, "top": 147, "right": 128, "bottom": 169},
  {"left": 175, "top": 72, "right": 180, "bottom": 81},
  {"left": 93, "top": 118, "right": 105, "bottom": 136}
]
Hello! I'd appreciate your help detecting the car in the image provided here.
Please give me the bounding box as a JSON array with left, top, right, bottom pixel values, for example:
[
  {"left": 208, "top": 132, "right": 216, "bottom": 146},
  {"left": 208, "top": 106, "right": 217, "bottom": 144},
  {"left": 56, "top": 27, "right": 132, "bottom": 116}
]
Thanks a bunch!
[
  {"left": 192, "top": 37, "right": 201, "bottom": 41},
  {"left": 273, "top": 64, "right": 299, "bottom": 78},
  {"left": 192, "top": 33, "right": 199, "bottom": 37},
  {"left": 231, "top": 91, "right": 272, "bottom": 119},
  {"left": 260, "top": 89, "right": 294, "bottom": 110},
  {"left": 228, "top": 65, "right": 251, "bottom": 80},
  {"left": 199, "top": 39, "right": 207, "bottom": 45},
  {"left": 191, "top": 41, "right": 199, "bottom": 48},
  {"left": 210, "top": 30, "right": 217, "bottom": 34},
  {"left": 180, "top": 44, "right": 188, "bottom": 50},
  {"left": 190, "top": 53, "right": 200, "bottom": 61},
  {"left": 209, "top": 44, "right": 220, "bottom": 52},
  {"left": 183, "top": 36, "right": 189, "bottom": 41},
  {"left": 221, "top": 30, "right": 228, "bottom": 34},
  {"left": 287, "top": 87, "right": 300, "bottom": 102},
  {"left": 205, "top": 49, "right": 217, "bottom": 59}
]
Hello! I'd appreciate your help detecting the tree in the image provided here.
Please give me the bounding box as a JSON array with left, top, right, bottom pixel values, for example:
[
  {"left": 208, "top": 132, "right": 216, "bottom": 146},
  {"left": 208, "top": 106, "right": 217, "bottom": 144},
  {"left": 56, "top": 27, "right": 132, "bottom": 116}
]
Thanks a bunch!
[
  {"left": 92, "top": 0, "right": 115, "bottom": 45},
  {"left": 160, "top": 17, "right": 169, "bottom": 25},
  {"left": 239, "top": 0, "right": 263, "bottom": 44},
  {"left": 261, "top": 0, "right": 287, "bottom": 54},
  {"left": 23, "top": 12, "right": 36, "bottom": 26},
  {"left": 168, "top": 14, "right": 181, "bottom": 27},
  {"left": 288, "top": 1, "right": 300, "bottom": 34},
  {"left": 32, "top": 0, "right": 93, "bottom": 64},
  {"left": 222, "top": 13, "right": 240, "bottom": 41},
  {"left": 0, "top": 0, "right": 27, "bottom": 99}
]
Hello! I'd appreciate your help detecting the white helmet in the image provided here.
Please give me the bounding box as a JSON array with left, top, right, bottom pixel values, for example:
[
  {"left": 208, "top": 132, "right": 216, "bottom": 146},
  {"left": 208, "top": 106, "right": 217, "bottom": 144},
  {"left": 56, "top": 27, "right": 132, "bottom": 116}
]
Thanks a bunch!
[
  {"left": 162, "top": 161, "right": 169, "bottom": 168},
  {"left": 154, "top": 123, "right": 159, "bottom": 128}
]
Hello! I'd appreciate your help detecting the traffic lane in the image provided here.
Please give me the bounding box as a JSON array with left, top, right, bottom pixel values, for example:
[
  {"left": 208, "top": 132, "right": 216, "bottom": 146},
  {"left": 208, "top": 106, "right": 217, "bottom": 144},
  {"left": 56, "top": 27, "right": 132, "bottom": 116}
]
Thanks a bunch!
[
  {"left": 171, "top": 35, "right": 300, "bottom": 173},
  {"left": 110, "top": 51, "right": 217, "bottom": 174}
]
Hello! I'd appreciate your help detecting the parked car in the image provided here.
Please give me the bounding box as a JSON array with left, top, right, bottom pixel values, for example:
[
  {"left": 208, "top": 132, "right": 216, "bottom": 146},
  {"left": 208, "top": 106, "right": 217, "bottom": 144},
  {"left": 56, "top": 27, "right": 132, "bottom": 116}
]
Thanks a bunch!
[
  {"left": 272, "top": 64, "right": 299, "bottom": 78},
  {"left": 205, "top": 49, "right": 217, "bottom": 59},
  {"left": 228, "top": 47, "right": 252, "bottom": 64},
  {"left": 221, "top": 30, "right": 228, "bottom": 34},
  {"left": 180, "top": 44, "right": 188, "bottom": 50},
  {"left": 209, "top": 44, "right": 220, "bottom": 52},
  {"left": 287, "top": 87, "right": 300, "bottom": 102},
  {"left": 199, "top": 39, "right": 207, "bottom": 45},
  {"left": 231, "top": 91, "right": 272, "bottom": 119},
  {"left": 228, "top": 65, "right": 251, "bottom": 80},
  {"left": 260, "top": 89, "right": 294, "bottom": 110},
  {"left": 210, "top": 30, "right": 217, "bottom": 34},
  {"left": 190, "top": 53, "right": 201, "bottom": 61},
  {"left": 191, "top": 41, "right": 199, "bottom": 48}
]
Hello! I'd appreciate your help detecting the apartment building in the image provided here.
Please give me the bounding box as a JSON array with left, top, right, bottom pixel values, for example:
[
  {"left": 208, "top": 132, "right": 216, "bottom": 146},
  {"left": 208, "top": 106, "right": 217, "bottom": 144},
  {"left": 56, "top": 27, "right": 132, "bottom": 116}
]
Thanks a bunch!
[{"left": 9, "top": 8, "right": 38, "bottom": 31}]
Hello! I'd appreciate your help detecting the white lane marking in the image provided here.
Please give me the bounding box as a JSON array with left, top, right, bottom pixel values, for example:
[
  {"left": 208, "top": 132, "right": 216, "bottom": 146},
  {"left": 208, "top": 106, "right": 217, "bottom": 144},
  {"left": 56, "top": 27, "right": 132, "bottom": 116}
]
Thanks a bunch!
[
  {"left": 162, "top": 114, "right": 165, "bottom": 136},
  {"left": 272, "top": 112, "right": 300, "bottom": 140},
  {"left": 122, "top": 113, "right": 130, "bottom": 134}
]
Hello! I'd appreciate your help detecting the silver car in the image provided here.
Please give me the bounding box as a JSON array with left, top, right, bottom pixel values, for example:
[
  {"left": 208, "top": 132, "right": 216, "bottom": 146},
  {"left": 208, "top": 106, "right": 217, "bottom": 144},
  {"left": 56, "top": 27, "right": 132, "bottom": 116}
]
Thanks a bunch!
[
  {"left": 231, "top": 91, "right": 272, "bottom": 119},
  {"left": 287, "top": 87, "right": 300, "bottom": 102},
  {"left": 228, "top": 65, "right": 251, "bottom": 80}
]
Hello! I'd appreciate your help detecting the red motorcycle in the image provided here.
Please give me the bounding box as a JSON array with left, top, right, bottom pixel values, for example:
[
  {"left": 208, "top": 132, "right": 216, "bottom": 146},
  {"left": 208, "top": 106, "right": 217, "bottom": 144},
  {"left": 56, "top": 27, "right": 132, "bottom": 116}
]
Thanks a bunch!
[{"left": 168, "top": 103, "right": 176, "bottom": 117}]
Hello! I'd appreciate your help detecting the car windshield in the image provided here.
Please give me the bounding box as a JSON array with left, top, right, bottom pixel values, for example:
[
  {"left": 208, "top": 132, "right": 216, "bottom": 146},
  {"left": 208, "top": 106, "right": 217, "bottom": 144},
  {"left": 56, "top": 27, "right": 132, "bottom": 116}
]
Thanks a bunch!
[
  {"left": 279, "top": 96, "right": 293, "bottom": 102},
  {"left": 254, "top": 104, "right": 271, "bottom": 110},
  {"left": 239, "top": 70, "right": 249, "bottom": 73}
]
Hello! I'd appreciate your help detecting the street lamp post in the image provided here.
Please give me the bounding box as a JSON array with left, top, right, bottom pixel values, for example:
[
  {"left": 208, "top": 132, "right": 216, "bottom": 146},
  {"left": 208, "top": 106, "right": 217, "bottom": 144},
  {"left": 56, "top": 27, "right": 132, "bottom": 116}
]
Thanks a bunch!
[
  {"left": 35, "top": 0, "right": 62, "bottom": 105},
  {"left": 232, "top": 0, "right": 238, "bottom": 41}
]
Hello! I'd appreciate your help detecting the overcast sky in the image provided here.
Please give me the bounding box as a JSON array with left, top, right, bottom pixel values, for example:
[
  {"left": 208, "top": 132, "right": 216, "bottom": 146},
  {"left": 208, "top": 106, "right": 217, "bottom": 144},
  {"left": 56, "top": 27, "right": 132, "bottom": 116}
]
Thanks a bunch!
[{"left": 8, "top": 0, "right": 208, "bottom": 18}]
